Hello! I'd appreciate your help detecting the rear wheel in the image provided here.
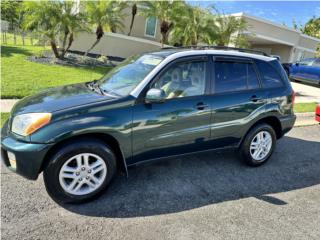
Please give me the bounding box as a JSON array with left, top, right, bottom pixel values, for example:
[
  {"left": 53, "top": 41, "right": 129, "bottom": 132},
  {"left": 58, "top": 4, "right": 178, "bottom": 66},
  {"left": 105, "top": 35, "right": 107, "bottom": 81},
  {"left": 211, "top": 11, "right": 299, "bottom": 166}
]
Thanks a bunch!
[
  {"left": 239, "top": 123, "right": 276, "bottom": 166},
  {"left": 43, "top": 139, "right": 117, "bottom": 203}
]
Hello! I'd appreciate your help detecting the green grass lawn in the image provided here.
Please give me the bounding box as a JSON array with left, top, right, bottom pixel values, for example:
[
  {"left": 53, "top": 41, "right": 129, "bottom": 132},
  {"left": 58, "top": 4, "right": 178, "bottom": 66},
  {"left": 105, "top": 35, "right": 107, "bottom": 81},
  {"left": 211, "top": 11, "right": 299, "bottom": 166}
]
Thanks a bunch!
[
  {"left": 1, "top": 112, "right": 10, "bottom": 127},
  {"left": 1, "top": 45, "right": 112, "bottom": 98},
  {"left": 294, "top": 102, "right": 317, "bottom": 113}
]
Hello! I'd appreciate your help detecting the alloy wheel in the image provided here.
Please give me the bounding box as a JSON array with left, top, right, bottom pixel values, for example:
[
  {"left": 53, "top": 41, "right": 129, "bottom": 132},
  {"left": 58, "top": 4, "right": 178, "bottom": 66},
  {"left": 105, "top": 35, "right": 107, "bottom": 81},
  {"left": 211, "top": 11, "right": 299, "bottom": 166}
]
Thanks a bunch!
[
  {"left": 249, "top": 131, "right": 273, "bottom": 161},
  {"left": 59, "top": 153, "right": 107, "bottom": 195}
]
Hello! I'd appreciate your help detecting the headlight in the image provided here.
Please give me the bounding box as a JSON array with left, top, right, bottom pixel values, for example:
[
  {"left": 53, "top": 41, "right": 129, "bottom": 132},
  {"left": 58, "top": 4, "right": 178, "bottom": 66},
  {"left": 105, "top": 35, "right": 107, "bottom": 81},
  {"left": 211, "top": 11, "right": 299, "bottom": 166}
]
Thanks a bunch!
[{"left": 12, "top": 113, "right": 52, "bottom": 136}]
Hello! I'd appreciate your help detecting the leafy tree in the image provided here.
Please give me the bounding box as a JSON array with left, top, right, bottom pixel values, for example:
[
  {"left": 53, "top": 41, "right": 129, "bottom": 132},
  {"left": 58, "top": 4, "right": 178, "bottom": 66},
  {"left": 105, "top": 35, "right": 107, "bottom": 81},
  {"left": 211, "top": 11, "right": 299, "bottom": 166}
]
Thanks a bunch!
[
  {"left": 59, "top": 1, "right": 88, "bottom": 58},
  {"left": 23, "top": 1, "right": 85, "bottom": 59},
  {"left": 23, "top": 1, "right": 62, "bottom": 58},
  {"left": 301, "top": 16, "right": 320, "bottom": 57},
  {"left": 301, "top": 16, "right": 320, "bottom": 39},
  {"left": 206, "top": 11, "right": 249, "bottom": 47},
  {"left": 1, "top": 0, "right": 22, "bottom": 30},
  {"left": 84, "top": 0, "right": 127, "bottom": 55},
  {"left": 1, "top": 0, "right": 25, "bottom": 44},
  {"left": 170, "top": 5, "right": 212, "bottom": 46},
  {"left": 140, "top": 0, "right": 186, "bottom": 46}
]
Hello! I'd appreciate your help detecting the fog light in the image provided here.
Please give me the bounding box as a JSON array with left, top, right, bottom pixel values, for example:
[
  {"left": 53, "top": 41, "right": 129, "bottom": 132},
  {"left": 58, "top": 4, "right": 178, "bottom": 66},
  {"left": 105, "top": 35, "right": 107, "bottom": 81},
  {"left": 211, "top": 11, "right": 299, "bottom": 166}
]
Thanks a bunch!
[{"left": 7, "top": 151, "right": 16, "bottom": 169}]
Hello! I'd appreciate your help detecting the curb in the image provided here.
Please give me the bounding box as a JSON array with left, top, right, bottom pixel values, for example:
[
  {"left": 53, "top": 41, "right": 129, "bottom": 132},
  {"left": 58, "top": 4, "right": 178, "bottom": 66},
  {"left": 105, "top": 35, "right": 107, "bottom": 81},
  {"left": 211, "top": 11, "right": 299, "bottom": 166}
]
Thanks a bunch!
[
  {"left": 295, "top": 112, "right": 318, "bottom": 127},
  {"left": 295, "top": 112, "right": 315, "bottom": 117}
]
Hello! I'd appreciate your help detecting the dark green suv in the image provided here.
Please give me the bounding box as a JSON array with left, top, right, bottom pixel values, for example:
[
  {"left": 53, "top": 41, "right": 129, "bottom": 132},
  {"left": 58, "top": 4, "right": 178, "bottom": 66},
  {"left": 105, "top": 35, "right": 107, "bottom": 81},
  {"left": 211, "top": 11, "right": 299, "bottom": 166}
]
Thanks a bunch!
[{"left": 1, "top": 47, "right": 296, "bottom": 203}]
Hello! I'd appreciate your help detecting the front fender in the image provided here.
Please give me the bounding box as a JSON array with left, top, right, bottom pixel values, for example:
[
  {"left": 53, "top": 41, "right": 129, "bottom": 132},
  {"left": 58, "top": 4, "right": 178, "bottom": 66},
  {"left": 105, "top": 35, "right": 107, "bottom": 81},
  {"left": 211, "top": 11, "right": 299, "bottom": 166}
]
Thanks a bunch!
[{"left": 30, "top": 105, "right": 133, "bottom": 162}]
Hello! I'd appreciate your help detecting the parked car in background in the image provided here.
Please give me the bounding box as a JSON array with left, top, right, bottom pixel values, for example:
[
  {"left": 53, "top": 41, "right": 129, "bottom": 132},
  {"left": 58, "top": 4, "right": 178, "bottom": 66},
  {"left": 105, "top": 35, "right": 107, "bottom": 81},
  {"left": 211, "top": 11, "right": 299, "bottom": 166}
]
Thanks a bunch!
[
  {"left": 283, "top": 58, "right": 320, "bottom": 85},
  {"left": 1, "top": 47, "right": 296, "bottom": 203},
  {"left": 316, "top": 104, "right": 320, "bottom": 122}
]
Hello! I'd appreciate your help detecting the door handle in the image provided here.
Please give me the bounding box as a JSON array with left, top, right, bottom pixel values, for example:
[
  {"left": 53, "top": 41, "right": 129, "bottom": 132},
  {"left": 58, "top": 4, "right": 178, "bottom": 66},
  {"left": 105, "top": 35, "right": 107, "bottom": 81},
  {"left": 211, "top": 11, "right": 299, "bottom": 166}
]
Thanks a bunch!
[
  {"left": 196, "top": 102, "right": 209, "bottom": 110},
  {"left": 250, "top": 95, "right": 262, "bottom": 102}
]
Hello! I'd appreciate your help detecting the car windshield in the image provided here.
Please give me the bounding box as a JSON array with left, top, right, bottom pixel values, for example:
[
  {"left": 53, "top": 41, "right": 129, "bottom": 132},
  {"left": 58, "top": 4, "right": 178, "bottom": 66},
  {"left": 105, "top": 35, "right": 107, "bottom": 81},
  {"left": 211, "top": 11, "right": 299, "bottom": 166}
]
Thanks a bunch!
[{"left": 98, "top": 54, "right": 163, "bottom": 97}]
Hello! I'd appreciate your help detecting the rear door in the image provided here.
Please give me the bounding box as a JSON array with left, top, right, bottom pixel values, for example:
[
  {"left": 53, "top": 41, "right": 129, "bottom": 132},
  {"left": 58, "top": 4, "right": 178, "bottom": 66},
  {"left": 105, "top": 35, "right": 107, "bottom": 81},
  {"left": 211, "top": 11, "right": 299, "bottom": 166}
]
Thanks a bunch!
[{"left": 206, "top": 56, "right": 267, "bottom": 148}]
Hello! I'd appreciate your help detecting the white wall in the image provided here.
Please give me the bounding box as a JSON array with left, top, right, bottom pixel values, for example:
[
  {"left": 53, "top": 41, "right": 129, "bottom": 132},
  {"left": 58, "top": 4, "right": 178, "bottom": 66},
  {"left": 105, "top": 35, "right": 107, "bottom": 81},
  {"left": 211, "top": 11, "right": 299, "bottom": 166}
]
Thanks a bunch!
[{"left": 70, "top": 32, "right": 169, "bottom": 59}]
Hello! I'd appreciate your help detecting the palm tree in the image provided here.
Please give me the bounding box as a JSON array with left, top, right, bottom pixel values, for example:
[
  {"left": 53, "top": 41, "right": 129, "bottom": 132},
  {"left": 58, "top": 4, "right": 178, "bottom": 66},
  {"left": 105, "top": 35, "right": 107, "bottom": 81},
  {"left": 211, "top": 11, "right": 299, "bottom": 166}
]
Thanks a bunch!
[
  {"left": 140, "top": 1, "right": 186, "bottom": 46},
  {"left": 206, "top": 12, "right": 249, "bottom": 47},
  {"left": 84, "top": 0, "right": 127, "bottom": 56},
  {"left": 59, "top": 1, "right": 88, "bottom": 58},
  {"left": 128, "top": 2, "right": 137, "bottom": 36},
  {"left": 170, "top": 5, "right": 212, "bottom": 46},
  {"left": 23, "top": 1, "right": 62, "bottom": 58}
]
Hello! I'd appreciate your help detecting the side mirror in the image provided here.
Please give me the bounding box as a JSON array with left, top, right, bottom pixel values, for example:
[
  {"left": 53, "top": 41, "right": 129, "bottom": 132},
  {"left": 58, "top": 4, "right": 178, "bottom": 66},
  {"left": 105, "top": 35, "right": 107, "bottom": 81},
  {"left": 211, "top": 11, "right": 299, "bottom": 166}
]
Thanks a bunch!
[{"left": 145, "top": 88, "right": 166, "bottom": 103}]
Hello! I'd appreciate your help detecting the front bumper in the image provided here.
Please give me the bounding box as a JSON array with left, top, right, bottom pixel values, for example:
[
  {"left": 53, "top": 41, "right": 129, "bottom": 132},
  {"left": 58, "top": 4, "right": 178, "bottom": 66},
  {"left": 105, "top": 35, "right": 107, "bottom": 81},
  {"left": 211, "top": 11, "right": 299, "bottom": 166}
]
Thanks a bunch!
[{"left": 1, "top": 121, "right": 53, "bottom": 180}]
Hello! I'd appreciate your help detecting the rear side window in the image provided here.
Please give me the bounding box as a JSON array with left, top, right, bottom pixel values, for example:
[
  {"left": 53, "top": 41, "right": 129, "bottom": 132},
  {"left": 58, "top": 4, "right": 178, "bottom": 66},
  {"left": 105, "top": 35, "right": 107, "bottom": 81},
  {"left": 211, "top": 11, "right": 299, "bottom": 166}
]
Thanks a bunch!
[
  {"left": 214, "top": 61, "right": 259, "bottom": 93},
  {"left": 256, "top": 61, "right": 283, "bottom": 88}
]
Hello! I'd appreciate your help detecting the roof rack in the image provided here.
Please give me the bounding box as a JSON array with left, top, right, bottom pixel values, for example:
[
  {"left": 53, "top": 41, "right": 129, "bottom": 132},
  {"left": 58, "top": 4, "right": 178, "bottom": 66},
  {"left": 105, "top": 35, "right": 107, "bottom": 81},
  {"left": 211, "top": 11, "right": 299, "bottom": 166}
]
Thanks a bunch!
[{"left": 161, "top": 45, "right": 269, "bottom": 57}]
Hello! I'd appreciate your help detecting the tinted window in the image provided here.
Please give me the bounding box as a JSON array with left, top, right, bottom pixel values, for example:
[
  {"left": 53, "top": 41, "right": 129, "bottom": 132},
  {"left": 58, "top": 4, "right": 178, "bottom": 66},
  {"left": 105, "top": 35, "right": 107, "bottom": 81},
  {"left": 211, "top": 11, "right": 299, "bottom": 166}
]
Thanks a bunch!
[
  {"left": 247, "top": 64, "right": 260, "bottom": 89},
  {"left": 214, "top": 61, "right": 259, "bottom": 93},
  {"left": 256, "top": 61, "right": 283, "bottom": 88},
  {"left": 152, "top": 61, "right": 206, "bottom": 99},
  {"left": 313, "top": 59, "right": 320, "bottom": 67},
  {"left": 299, "top": 58, "right": 314, "bottom": 66}
]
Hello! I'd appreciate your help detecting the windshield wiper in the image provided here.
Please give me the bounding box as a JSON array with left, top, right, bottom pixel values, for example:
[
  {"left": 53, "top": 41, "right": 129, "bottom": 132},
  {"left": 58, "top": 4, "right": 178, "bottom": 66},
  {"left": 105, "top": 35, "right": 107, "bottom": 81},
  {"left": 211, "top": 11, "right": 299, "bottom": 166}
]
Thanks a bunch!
[
  {"left": 102, "top": 89, "right": 122, "bottom": 97},
  {"left": 87, "top": 80, "right": 106, "bottom": 95},
  {"left": 87, "top": 80, "right": 118, "bottom": 98}
]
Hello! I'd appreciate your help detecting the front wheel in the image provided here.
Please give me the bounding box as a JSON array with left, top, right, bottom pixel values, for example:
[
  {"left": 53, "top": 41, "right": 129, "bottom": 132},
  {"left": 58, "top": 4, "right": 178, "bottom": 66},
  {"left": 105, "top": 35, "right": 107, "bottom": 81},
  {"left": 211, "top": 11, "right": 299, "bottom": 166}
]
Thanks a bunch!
[
  {"left": 43, "top": 139, "right": 117, "bottom": 204},
  {"left": 239, "top": 123, "right": 276, "bottom": 166}
]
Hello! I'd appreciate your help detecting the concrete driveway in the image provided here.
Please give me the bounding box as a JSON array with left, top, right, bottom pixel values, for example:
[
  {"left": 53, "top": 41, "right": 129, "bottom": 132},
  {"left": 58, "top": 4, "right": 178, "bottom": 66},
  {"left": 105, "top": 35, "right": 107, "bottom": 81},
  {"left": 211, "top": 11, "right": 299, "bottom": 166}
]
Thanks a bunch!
[
  {"left": 1, "top": 125, "right": 320, "bottom": 240},
  {"left": 291, "top": 81, "right": 320, "bottom": 103}
]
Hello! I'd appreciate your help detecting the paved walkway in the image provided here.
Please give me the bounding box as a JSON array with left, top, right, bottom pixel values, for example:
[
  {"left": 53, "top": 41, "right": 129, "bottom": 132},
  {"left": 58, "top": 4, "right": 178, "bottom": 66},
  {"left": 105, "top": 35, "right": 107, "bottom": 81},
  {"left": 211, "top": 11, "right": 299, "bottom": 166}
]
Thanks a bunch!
[
  {"left": 0, "top": 99, "right": 18, "bottom": 112},
  {"left": 0, "top": 82, "right": 319, "bottom": 112},
  {"left": 291, "top": 82, "right": 320, "bottom": 103}
]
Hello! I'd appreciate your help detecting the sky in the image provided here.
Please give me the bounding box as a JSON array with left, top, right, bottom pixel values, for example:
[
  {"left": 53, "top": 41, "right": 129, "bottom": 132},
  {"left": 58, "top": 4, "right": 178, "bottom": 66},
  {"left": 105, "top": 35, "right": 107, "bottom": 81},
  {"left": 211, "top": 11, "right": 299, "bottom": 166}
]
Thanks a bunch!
[{"left": 188, "top": 1, "right": 320, "bottom": 28}]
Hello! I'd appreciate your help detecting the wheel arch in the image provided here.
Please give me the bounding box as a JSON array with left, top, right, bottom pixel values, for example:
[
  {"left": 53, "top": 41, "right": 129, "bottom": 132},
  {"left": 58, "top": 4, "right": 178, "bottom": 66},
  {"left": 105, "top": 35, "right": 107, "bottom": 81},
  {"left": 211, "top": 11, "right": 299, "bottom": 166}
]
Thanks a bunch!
[
  {"left": 240, "top": 115, "right": 283, "bottom": 147},
  {"left": 40, "top": 133, "right": 128, "bottom": 177}
]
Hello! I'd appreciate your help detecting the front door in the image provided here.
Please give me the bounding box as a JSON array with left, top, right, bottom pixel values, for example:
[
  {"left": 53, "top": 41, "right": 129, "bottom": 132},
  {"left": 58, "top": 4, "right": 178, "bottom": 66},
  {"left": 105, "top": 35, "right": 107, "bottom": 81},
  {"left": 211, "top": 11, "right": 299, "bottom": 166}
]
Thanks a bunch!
[{"left": 130, "top": 57, "right": 211, "bottom": 164}]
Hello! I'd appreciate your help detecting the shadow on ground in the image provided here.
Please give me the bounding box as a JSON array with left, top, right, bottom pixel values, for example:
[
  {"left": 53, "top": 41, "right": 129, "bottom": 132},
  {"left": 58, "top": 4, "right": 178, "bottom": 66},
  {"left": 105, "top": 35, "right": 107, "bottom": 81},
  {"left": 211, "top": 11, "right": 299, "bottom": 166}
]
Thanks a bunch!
[
  {"left": 63, "top": 135, "right": 320, "bottom": 218},
  {"left": 1, "top": 45, "right": 33, "bottom": 57}
]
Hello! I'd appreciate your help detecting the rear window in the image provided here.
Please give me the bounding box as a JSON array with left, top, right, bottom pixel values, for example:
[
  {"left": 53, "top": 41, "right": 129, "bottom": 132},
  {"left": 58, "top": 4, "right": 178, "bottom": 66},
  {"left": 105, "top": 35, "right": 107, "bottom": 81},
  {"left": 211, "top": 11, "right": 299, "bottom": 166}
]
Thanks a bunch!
[
  {"left": 256, "top": 60, "right": 284, "bottom": 88},
  {"left": 214, "top": 61, "right": 259, "bottom": 93}
]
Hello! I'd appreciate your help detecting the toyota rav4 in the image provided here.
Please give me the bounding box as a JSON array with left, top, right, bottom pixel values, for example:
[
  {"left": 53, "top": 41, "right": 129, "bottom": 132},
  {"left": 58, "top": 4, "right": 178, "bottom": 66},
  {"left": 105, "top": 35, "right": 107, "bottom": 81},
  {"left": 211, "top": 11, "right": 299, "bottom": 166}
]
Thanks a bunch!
[{"left": 1, "top": 47, "right": 296, "bottom": 203}]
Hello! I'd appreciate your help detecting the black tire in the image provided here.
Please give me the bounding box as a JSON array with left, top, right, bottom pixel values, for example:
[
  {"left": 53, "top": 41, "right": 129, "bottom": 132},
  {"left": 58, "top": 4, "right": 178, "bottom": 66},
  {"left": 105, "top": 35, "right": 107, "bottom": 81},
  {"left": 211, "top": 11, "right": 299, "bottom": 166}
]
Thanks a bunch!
[
  {"left": 43, "top": 138, "right": 117, "bottom": 204},
  {"left": 239, "top": 123, "right": 276, "bottom": 166}
]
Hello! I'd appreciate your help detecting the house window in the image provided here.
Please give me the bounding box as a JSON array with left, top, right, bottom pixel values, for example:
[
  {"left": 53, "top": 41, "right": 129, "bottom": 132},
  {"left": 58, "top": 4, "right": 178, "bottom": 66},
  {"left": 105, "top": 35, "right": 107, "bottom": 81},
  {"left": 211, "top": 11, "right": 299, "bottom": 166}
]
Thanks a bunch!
[{"left": 145, "top": 17, "right": 157, "bottom": 38}]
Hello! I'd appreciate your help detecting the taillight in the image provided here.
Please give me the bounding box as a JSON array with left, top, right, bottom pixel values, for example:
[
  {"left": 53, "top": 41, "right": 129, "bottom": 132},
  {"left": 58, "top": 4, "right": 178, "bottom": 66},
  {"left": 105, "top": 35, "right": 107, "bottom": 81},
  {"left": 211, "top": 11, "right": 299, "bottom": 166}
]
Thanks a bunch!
[{"left": 291, "top": 90, "right": 296, "bottom": 107}]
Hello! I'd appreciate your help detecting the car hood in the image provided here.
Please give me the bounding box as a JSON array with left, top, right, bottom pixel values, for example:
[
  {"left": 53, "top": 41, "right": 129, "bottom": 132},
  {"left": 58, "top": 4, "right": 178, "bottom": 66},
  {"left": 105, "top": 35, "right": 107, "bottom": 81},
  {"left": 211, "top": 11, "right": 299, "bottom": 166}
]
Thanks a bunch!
[{"left": 11, "top": 83, "right": 115, "bottom": 116}]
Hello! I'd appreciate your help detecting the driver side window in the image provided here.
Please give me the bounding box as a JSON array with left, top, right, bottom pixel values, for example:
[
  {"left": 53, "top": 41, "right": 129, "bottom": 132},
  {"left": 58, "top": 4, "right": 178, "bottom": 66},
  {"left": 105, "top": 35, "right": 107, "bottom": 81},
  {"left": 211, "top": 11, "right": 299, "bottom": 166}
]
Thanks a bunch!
[{"left": 151, "top": 60, "right": 206, "bottom": 99}]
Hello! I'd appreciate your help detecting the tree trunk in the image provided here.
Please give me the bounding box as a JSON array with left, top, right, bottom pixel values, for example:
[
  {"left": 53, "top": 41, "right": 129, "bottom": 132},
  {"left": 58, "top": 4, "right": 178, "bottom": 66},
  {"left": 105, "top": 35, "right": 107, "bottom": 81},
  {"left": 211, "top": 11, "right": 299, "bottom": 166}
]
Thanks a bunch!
[
  {"left": 21, "top": 32, "right": 25, "bottom": 46},
  {"left": 61, "top": 30, "right": 69, "bottom": 54},
  {"left": 128, "top": 3, "right": 137, "bottom": 36},
  {"left": 160, "top": 21, "right": 173, "bottom": 47},
  {"left": 13, "top": 29, "right": 17, "bottom": 45},
  {"left": 50, "top": 40, "right": 61, "bottom": 59},
  {"left": 85, "top": 25, "right": 104, "bottom": 56},
  {"left": 84, "top": 37, "right": 102, "bottom": 56},
  {"left": 61, "top": 33, "right": 74, "bottom": 58}
]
